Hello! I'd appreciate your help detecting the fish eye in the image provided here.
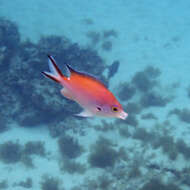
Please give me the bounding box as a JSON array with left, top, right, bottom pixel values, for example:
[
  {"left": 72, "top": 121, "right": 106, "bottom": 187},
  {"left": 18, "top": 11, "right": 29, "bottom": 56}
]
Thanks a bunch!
[
  {"left": 96, "top": 107, "right": 102, "bottom": 111},
  {"left": 111, "top": 106, "right": 118, "bottom": 112}
]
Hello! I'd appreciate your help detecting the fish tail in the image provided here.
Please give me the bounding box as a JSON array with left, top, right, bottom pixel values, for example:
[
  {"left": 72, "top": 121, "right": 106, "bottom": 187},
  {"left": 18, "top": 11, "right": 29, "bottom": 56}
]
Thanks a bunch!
[{"left": 42, "top": 55, "right": 65, "bottom": 83}]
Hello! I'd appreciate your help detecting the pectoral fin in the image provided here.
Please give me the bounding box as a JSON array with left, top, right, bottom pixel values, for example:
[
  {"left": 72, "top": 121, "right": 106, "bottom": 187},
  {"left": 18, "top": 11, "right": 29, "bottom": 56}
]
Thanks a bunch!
[{"left": 60, "top": 88, "right": 74, "bottom": 100}]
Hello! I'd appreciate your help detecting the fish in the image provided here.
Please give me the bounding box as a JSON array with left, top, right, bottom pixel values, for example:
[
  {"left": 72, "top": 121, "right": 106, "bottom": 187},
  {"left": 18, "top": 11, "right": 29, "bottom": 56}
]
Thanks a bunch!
[{"left": 42, "top": 55, "right": 128, "bottom": 120}]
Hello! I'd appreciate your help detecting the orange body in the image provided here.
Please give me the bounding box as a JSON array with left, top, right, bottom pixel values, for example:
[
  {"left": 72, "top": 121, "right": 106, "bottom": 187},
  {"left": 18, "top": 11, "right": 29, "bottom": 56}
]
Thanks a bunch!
[{"left": 64, "top": 71, "right": 121, "bottom": 108}]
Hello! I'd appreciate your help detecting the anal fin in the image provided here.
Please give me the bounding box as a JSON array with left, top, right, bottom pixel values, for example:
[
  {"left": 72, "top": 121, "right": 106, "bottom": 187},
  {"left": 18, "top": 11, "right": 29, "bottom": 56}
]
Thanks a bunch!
[{"left": 75, "top": 109, "right": 93, "bottom": 117}]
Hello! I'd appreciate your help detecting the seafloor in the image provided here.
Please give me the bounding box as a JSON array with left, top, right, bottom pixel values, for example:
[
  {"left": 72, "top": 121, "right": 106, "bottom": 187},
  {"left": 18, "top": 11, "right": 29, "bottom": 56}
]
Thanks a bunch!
[{"left": 0, "top": 0, "right": 190, "bottom": 189}]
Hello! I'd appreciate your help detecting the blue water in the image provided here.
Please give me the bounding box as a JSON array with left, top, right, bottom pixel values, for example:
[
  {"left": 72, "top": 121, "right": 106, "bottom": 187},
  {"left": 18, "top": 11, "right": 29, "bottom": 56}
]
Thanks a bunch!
[{"left": 0, "top": 0, "right": 190, "bottom": 189}]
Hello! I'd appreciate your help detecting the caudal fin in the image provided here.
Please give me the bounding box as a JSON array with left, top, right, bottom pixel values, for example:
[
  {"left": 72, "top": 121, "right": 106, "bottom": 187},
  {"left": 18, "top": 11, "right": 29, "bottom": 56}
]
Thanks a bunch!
[{"left": 42, "top": 55, "right": 64, "bottom": 83}]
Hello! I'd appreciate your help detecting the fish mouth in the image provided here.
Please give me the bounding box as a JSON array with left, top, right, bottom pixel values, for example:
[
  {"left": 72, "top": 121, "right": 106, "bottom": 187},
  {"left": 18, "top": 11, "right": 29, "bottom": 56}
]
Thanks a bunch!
[{"left": 119, "top": 111, "right": 128, "bottom": 120}]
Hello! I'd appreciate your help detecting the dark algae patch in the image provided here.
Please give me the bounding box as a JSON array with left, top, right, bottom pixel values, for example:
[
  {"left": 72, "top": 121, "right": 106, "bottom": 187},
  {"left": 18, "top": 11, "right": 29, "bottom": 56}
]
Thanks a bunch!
[
  {"left": 60, "top": 159, "right": 86, "bottom": 174},
  {"left": 140, "top": 179, "right": 182, "bottom": 190},
  {"left": 58, "top": 135, "right": 84, "bottom": 159},
  {"left": 0, "top": 140, "right": 46, "bottom": 166},
  {"left": 126, "top": 102, "right": 142, "bottom": 114},
  {"left": 131, "top": 66, "right": 160, "bottom": 92},
  {"left": 141, "top": 113, "right": 158, "bottom": 120},
  {"left": 168, "top": 108, "right": 190, "bottom": 123},
  {"left": 133, "top": 128, "right": 155, "bottom": 144},
  {"left": 133, "top": 127, "right": 190, "bottom": 161},
  {"left": 140, "top": 91, "right": 171, "bottom": 107},
  {"left": 0, "top": 180, "right": 8, "bottom": 189},
  {"left": 103, "top": 29, "right": 118, "bottom": 38},
  {"left": 23, "top": 141, "right": 46, "bottom": 156},
  {"left": 0, "top": 116, "right": 8, "bottom": 133},
  {"left": 117, "top": 82, "right": 136, "bottom": 101},
  {"left": 40, "top": 176, "right": 64, "bottom": 190},
  {"left": 101, "top": 41, "right": 112, "bottom": 51},
  {"left": 0, "top": 141, "right": 22, "bottom": 164},
  {"left": 0, "top": 18, "right": 20, "bottom": 70},
  {"left": 14, "top": 178, "right": 32, "bottom": 189},
  {"left": 88, "top": 137, "right": 118, "bottom": 168}
]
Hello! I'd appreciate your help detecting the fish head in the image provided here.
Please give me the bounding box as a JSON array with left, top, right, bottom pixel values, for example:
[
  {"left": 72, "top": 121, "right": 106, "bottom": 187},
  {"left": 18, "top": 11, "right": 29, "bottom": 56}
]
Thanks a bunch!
[{"left": 94, "top": 103, "right": 128, "bottom": 120}]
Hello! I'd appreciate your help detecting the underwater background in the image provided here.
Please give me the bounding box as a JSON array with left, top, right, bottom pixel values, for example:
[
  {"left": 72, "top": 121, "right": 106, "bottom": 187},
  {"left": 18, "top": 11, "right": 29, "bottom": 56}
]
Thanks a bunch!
[{"left": 0, "top": 0, "right": 190, "bottom": 189}]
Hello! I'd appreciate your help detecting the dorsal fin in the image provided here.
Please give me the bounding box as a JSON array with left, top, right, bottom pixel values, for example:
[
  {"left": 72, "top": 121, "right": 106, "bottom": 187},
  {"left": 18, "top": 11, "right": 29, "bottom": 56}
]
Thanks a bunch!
[
  {"left": 66, "top": 64, "right": 77, "bottom": 76},
  {"left": 65, "top": 64, "right": 107, "bottom": 88}
]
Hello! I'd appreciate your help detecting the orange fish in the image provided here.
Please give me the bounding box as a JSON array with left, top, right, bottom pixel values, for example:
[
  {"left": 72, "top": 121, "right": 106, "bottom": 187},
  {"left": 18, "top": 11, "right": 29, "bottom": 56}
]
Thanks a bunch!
[{"left": 42, "top": 55, "right": 128, "bottom": 120}]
